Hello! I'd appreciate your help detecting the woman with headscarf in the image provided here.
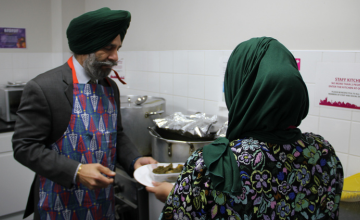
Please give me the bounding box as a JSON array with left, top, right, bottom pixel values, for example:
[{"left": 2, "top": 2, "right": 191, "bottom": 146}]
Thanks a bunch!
[{"left": 147, "top": 37, "right": 343, "bottom": 220}]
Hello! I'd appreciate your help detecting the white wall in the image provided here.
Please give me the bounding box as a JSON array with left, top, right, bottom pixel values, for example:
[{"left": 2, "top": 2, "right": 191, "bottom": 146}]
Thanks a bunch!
[
  {"left": 0, "top": 0, "right": 85, "bottom": 84},
  {"left": 85, "top": 0, "right": 360, "bottom": 51},
  {"left": 0, "top": 0, "right": 52, "bottom": 53}
]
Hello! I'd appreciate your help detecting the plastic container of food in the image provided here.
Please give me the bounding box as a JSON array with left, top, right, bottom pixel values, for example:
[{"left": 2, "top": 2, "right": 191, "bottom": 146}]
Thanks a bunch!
[{"left": 150, "top": 163, "right": 184, "bottom": 183}]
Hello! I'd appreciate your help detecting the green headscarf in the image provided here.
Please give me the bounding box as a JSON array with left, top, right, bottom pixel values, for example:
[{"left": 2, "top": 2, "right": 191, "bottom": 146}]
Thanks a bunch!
[
  {"left": 67, "top": 7, "right": 131, "bottom": 54},
  {"left": 203, "top": 37, "right": 309, "bottom": 195}
]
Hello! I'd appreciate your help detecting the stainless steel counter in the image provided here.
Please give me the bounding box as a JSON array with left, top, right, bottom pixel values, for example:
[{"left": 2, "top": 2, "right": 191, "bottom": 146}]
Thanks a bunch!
[{"left": 339, "top": 201, "right": 360, "bottom": 219}]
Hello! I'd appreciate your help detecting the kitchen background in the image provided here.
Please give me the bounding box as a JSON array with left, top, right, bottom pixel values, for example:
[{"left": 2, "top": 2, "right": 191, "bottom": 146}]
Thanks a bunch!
[{"left": 0, "top": 0, "right": 360, "bottom": 219}]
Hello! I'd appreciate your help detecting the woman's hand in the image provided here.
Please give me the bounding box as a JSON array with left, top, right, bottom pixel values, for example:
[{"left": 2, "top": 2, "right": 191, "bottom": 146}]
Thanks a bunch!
[{"left": 146, "top": 181, "right": 174, "bottom": 203}]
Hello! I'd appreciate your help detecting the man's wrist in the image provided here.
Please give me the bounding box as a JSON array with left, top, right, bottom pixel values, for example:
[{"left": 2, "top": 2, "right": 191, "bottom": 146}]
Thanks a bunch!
[
  {"left": 73, "top": 163, "right": 82, "bottom": 184},
  {"left": 129, "top": 156, "right": 142, "bottom": 175}
]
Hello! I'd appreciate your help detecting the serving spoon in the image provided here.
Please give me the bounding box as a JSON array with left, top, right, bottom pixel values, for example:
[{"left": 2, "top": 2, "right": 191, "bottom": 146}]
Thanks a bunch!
[{"left": 135, "top": 95, "right": 148, "bottom": 105}]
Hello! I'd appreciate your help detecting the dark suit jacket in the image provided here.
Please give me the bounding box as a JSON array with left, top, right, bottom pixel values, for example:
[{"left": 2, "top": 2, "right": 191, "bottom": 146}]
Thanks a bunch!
[{"left": 12, "top": 62, "right": 141, "bottom": 218}]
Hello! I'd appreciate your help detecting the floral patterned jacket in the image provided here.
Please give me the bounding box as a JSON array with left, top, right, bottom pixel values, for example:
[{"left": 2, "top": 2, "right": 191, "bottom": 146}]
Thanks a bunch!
[{"left": 159, "top": 133, "right": 343, "bottom": 220}]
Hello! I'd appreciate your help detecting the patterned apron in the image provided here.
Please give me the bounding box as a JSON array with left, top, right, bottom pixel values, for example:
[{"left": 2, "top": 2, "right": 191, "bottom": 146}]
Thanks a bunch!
[{"left": 37, "top": 57, "right": 118, "bottom": 220}]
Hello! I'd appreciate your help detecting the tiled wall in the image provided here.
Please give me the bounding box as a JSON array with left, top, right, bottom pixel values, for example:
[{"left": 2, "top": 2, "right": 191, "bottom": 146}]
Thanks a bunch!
[
  {"left": 117, "top": 50, "right": 360, "bottom": 179},
  {"left": 117, "top": 50, "right": 230, "bottom": 117},
  {"left": 0, "top": 50, "right": 359, "bottom": 179},
  {"left": 0, "top": 52, "right": 64, "bottom": 84}
]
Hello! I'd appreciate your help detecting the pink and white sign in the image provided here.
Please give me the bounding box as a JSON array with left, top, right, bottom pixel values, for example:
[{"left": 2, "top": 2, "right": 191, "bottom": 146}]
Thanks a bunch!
[
  {"left": 316, "top": 63, "right": 360, "bottom": 110},
  {"left": 295, "top": 58, "right": 301, "bottom": 70}
]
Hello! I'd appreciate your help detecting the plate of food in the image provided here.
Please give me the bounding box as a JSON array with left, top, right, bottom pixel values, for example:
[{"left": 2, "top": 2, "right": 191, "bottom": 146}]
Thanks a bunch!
[{"left": 134, "top": 163, "right": 184, "bottom": 187}]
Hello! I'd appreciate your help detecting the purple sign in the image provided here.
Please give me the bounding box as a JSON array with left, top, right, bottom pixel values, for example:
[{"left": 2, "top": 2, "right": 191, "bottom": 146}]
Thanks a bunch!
[{"left": 0, "top": 28, "right": 26, "bottom": 48}]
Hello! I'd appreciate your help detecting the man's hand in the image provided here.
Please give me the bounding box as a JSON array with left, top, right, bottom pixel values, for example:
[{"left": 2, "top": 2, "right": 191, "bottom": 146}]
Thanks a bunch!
[
  {"left": 134, "top": 156, "right": 157, "bottom": 170},
  {"left": 76, "top": 163, "right": 115, "bottom": 190},
  {"left": 146, "top": 181, "right": 173, "bottom": 203}
]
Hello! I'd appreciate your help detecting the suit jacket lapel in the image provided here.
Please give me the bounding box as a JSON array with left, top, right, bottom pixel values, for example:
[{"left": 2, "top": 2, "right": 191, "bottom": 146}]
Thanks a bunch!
[{"left": 62, "top": 62, "right": 73, "bottom": 107}]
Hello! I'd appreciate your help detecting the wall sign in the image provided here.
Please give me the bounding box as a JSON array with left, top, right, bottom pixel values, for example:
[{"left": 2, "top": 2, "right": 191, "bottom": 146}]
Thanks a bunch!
[
  {"left": 0, "top": 27, "right": 26, "bottom": 48},
  {"left": 316, "top": 63, "right": 360, "bottom": 110}
]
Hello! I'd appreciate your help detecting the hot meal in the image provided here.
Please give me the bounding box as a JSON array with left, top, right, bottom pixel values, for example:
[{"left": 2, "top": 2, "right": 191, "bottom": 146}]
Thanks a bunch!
[{"left": 152, "top": 163, "right": 184, "bottom": 174}]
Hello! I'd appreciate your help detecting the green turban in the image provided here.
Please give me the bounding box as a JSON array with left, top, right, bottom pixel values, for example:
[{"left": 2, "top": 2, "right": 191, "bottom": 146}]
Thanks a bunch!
[{"left": 67, "top": 7, "right": 131, "bottom": 54}]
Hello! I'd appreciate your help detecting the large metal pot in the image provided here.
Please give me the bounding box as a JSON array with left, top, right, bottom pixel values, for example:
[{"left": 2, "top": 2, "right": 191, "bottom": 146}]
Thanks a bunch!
[
  {"left": 120, "top": 95, "right": 165, "bottom": 156},
  {"left": 149, "top": 127, "right": 214, "bottom": 163}
]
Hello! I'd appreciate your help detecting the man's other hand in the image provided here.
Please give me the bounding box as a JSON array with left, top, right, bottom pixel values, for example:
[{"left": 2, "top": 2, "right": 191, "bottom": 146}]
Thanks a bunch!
[
  {"left": 76, "top": 163, "right": 115, "bottom": 190},
  {"left": 134, "top": 156, "right": 157, "bottom": 170}
]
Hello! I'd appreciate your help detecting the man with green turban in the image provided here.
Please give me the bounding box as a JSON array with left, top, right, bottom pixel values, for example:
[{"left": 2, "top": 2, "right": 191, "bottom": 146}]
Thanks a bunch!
[{"left": 13, "top": 7, "right": 157, "bottom": 220}]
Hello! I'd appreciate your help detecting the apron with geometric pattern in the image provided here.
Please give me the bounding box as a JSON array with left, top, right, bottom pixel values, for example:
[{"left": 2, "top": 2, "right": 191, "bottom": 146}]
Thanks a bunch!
[{"left": 37, "top": 57, "right": 118, "bottom": 220}]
